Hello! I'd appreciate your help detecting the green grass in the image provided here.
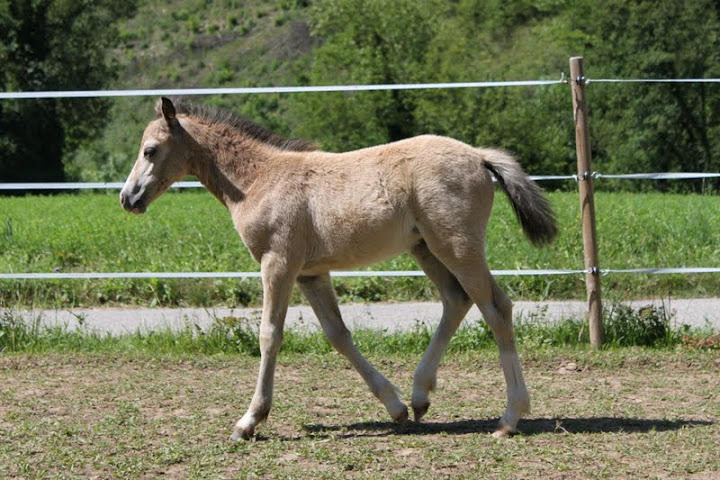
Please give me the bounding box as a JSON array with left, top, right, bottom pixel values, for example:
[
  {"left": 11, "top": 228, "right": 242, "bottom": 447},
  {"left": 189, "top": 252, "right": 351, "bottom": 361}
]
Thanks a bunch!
[{"left": 1, "top": 191, "right": 718, "bottom": 308}]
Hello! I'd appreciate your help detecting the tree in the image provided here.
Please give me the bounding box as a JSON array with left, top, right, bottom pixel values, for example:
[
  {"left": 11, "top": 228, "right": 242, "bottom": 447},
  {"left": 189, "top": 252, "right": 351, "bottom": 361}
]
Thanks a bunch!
[
  {"left": 581, "top": 0, "right": 720, "bottom": 191},
  {"left": 293, "top": 0, "right": 578, "bottom": 176},
  {"left": 0, "top": 0, "right": 137, "bottom": 185},
  {"left": 293, "top": 0, "right": 720, "bottom": 191},
  {"left": 290, "top": 0, "right": 441, "bottom": 150}
]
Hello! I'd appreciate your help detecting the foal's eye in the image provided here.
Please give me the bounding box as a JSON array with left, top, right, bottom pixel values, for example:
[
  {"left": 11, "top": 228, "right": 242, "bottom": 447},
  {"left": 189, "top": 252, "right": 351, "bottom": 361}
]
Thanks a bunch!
[{"left": 144, "top": 146, "right": 157, "bottom": 158}]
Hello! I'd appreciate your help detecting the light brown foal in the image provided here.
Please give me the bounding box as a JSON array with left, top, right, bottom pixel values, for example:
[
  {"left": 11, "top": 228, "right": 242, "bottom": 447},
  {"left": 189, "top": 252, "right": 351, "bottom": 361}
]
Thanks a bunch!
[{"left": 120, "top": 97, "right": 558, "bottom": 440}]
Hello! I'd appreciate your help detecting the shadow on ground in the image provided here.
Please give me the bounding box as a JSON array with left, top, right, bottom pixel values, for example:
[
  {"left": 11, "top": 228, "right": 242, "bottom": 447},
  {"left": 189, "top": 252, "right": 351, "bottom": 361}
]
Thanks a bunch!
[{"left": 300, "top": 416, "right": 713, "bottom": 439}]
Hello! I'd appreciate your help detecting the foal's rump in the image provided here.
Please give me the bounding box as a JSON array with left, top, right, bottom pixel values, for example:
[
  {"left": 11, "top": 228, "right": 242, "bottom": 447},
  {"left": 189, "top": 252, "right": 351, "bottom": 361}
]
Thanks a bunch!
[{"left": 395, "top": 135, "right": 557, "bottom": 247}]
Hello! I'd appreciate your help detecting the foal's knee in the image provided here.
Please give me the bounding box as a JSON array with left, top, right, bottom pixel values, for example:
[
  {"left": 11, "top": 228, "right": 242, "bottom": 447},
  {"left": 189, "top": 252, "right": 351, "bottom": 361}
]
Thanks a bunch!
[{"left": 259, "top": 325, "right": 283, "bottom": 356}]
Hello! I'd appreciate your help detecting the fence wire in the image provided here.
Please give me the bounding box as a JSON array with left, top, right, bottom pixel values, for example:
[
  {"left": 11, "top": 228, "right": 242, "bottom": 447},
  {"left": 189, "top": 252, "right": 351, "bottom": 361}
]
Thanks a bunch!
[
  {"left": 587, "top": 77, "right": 720, "bottom": 85},
  {"left": 2, "top": 172, "right": 719, "bottom": 191},
  {"left": 1, "top": 77, "right": 718, "bottom": 281},
  {"left": 1, "top": 267, "right": 719, "bottom": 281},
  {"left": 3, "top": 75, "right": 720, "bottom": 100},
  {"left": 0, "top": 79, "right": 564, "bottom": 100}
]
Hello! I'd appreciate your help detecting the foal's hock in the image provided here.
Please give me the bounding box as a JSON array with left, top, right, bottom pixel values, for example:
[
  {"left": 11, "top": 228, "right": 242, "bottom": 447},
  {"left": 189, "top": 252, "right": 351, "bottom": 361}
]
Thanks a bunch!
[{"left": 120, "top": 97, "right": 557, "bottom": 440}]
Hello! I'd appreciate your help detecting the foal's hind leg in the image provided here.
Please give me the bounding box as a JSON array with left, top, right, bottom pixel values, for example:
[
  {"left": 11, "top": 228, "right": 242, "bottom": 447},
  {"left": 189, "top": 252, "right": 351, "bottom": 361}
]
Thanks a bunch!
[
  {"left": 418, "top": 228, "right": 530, "bottom": 436},
  {"left": 451, "top": 263, "right": 530, "bottom": 437},
  {"left": 410, "top": 241, "right": 473, "bottom": 421},
  {"left": 296, "top": 274, "right": 409, "bottom": 423}
]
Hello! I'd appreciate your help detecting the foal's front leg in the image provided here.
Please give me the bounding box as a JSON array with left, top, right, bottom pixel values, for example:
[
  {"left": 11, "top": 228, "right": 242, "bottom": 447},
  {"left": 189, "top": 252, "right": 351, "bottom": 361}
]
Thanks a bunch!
[
  {"left": 231, "top": 253, "right": 296, "bottom": 441},
  {"left": 297, "top": 274, "right": 409, "bottom": 423}
]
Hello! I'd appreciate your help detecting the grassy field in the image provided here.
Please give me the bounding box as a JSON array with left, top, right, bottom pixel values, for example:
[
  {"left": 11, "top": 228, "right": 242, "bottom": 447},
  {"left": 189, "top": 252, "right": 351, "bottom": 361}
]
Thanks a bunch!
[
  {"left": 0, "top": 349, "right": 718, "bottom": 479},
  {"left": 0, "top": 190, "right": 718, "bottom": 308},
  {"left": 0, "top": 191, "right": 720, "bottom": 307}
]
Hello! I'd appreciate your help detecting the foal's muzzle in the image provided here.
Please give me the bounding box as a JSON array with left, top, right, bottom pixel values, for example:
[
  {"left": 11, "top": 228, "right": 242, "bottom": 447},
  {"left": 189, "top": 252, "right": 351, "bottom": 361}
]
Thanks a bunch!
[{"left": 119, "top": 191, "right": 147, "bottom": 214}]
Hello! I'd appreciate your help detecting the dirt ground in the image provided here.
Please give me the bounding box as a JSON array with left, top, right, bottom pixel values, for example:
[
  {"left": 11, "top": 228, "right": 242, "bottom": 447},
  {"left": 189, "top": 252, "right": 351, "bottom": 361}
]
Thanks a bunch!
[{"left": 1, "top": 351, "right": 718, "bottom": 479}]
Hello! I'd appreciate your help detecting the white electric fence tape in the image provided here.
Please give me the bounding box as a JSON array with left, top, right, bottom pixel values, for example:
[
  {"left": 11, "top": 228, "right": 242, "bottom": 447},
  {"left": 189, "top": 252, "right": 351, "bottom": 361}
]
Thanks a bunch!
[
  {"left": 2, "top": 268, "right": 719, "bottom": 280},
  {"left": 0, "top": 181, "right": 202, "bottom": 190},
  {"left": 601, "top": 267, "right": 720, "bottom": 275},
  {"left": 587, "top": 78, "right": 720, "bottom": 84},
  {"left": 0, "top": 270, "right": 585, "bottom": 280},
  {"left": 593, "top": 172, "right": 720, "bottom": 180},
  {"left": 0, "top": 79, "right": 564, "bottom": 100},
  {"left": 3, "top": 76, "right": 720, "bottom": 100}
]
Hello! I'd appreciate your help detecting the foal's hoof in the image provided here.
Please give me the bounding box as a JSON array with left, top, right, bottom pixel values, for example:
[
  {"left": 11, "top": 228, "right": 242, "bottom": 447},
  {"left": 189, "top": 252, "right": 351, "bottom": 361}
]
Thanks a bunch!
[
  {"left": 492, "top": 421, "right": 517, "bottom": 438},
  {"left": 229, "top": 427, "right": 253, "bottom": 441},
  {"left": 392, "top": 407, "right": 410, "bottom": 424},
  {"left": 412, "top": 402, "right": 430, "bottom": 422}
]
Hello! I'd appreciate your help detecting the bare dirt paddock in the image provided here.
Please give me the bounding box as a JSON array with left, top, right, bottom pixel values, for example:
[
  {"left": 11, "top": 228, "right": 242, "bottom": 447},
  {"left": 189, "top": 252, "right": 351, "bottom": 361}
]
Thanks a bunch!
[{"left": 1, "top": 351, "right": 718, "bottom": 479}]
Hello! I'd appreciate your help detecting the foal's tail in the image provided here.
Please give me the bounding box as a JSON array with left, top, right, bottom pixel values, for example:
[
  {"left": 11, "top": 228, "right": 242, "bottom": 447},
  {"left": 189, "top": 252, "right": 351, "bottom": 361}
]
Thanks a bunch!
[{"left": 480, "top": 149, "right": 558, "bottom": 246}]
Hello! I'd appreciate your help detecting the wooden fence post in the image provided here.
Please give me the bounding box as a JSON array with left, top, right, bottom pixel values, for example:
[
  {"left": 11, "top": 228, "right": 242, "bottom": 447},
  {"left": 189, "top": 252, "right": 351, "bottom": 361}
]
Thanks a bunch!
[{"left": 569, "top": 56, "right": 604, "bottom": 347}]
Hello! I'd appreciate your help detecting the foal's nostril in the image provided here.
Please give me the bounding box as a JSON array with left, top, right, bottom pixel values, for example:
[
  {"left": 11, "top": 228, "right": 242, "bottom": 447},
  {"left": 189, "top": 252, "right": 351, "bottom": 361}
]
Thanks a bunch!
[
  {"left": 120, "top": 192, "right": 131, "bottom": 209},
  {"left": 120, "top": 192, "right": 136, "bottom": 212},
  {"left": 119, "top": 190, "right": 146, "bottom": 214}
]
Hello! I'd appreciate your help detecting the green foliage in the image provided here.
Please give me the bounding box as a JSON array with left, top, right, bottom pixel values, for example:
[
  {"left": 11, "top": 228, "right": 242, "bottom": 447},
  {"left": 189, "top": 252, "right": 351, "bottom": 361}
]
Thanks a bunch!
[
  {"left": 603, "top": 303, "right": 676, "bottom": 348},
  {"left": 0, "top": 0, "right": 138, "bottom": 183},
  {"left": 292, "top": 0, "right": 720, "bottom": 187},
  {"left": 205, "top": 315, "right": 261, "bottom": 355},
  {"left": 288, "top": 0, "right": 441, "bottom": 149},
  {"left": 63, "top": 1, "right": 317, "bottom": 182},
  {"left": 578, "top": 0, "right": 720, "bottom": 190}
]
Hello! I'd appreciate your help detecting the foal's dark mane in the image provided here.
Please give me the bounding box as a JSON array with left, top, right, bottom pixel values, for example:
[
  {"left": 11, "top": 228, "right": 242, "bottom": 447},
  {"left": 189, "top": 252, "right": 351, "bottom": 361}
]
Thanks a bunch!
[{"left": 160, "top": 98, "right": 318, "bottom": 152}]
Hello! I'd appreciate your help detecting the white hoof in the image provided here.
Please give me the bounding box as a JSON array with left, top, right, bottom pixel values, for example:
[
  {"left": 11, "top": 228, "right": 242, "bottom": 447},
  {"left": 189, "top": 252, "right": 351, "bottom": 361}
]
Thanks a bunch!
[{"left": 492, "top": 421, "right": 517, "bottom": 438}]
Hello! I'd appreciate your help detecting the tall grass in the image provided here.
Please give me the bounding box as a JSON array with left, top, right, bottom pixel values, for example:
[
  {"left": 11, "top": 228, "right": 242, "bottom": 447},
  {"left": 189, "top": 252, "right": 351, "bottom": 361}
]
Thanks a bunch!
[{"left": 0, "top": 191, "right": 718, "bottom": 307}]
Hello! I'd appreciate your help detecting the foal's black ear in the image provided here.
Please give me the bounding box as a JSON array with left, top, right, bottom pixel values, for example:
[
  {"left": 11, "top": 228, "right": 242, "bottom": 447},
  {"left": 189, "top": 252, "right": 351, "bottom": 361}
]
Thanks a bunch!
[{"left": 160, "top": 97, "right": 178, "bottom": 127}]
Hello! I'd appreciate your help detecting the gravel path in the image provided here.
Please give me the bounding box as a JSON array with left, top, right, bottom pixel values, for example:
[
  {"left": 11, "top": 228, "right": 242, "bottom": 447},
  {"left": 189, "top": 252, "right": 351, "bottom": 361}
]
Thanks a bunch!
[{"left": 14, "top": 298, "right": 720, "bottom": 335}]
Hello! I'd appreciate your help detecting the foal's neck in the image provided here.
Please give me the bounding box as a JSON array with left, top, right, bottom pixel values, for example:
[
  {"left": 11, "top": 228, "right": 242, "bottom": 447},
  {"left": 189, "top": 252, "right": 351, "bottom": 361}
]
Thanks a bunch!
[{"left": 184, "top": 119, "right": 274, "bottom": 208}]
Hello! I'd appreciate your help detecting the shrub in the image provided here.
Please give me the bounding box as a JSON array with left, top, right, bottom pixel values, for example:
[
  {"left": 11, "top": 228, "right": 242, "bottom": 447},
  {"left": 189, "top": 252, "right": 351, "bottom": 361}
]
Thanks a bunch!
[{"left": 603, "top": 304, "right": 675, "bottom": 347}]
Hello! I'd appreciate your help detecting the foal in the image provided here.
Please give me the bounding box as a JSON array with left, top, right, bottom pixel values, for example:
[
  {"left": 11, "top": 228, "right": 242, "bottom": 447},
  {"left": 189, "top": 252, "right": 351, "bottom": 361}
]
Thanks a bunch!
[{"left": 120, "top": 97, "right": 557, "bottom": 440}]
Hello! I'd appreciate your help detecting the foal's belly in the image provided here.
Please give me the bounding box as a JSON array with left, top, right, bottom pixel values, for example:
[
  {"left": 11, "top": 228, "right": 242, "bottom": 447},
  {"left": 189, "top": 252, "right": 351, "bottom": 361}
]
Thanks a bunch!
[{"left": 299, "top": 219, "right": 421, "bottom": 276}]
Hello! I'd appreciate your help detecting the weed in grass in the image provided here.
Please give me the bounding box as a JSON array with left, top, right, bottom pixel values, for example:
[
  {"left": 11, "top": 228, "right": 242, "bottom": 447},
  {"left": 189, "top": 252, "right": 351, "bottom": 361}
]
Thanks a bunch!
[
  {"left": 2, "top": 217, "right": 12, "bottom": 247},
  {"left": 681, "top": 332, "right": 720, "bottom": 350},
  {"left": 0, "top": 310, "right": 23, "bottom": 352},
  {"left": 203, "top": 315, "right": 261, "bottom": 355},
  {"left": 516, "top": 317, "right": 588, "bottom": 348},
  {"left": 448, "top": 322, "right": 496, "bottom": 351}
]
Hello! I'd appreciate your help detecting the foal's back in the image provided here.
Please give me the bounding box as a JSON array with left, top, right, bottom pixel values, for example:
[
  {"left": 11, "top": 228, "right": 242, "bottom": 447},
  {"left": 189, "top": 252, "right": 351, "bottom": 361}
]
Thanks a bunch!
[{"left": 282, "top": 135, "right": 495, "bottom": 276}]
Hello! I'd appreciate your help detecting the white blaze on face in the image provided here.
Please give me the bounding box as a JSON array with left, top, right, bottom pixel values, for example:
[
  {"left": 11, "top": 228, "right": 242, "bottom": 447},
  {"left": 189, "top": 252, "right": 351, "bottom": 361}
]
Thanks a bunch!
[{"left": 120, "top": 142, "right": 160, "bottom": 214}]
